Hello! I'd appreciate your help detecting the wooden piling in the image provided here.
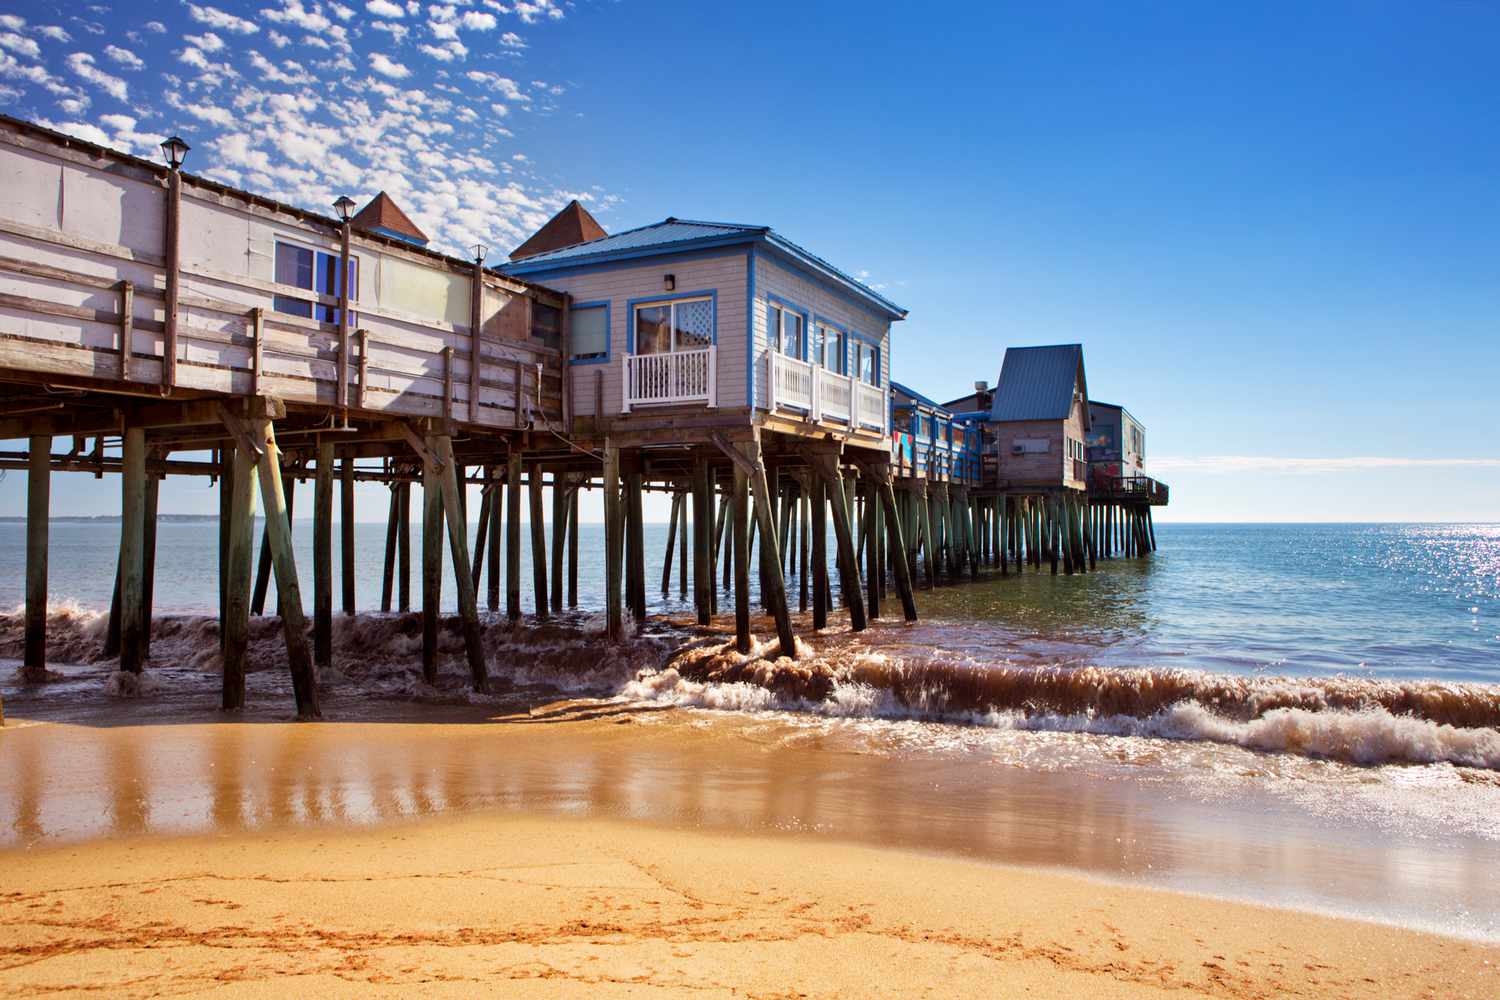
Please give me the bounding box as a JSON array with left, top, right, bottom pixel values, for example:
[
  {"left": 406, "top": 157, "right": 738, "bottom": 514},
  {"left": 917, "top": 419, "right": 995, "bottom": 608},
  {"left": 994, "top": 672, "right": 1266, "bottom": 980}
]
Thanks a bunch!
[
  {"left": 864, "top": 476, "right": 880, "bottom": 620},
  {"left": 799, "top": 484, "right": 810, "bottom": 614},
  {"left": 431, "top": 433, "right": 489, "bottom": 691},
  {"left": 732, "top": 459, "right": 751, "bottom": 653},
  {"left": 398, "top": 482, "right": 412, "bottom": 612},
  {"left": 221, "top": 442, "right": 255, "bottom": 711},
  {"left": 811, "top": 453, "right": 866, "bottom": 631},
  {"left": 551, "top": 472, "right": 567, "bottom": 614},
  {"left": 470, "top": 484, "right": 491, "bottom": 592},
  {"left": 603, "top": 445, "right": 623, "bottom": 641},
  {"left": 567, "top": 484, "right": 580, "bottom": 608},
  {"left": 314, "top": 439, "right": 334, "bottom": 668},
  {"left": 487, "top": 466, "right": 501, "bottom": 611},
  {"left": 662, "top": 490, "right": 680, "bottom": 595},
  {"left": 381, "top": 483, "right": 399, "bottom": 612},
  {"left": 118, "top": 426, "right": 147, "bottom": 674},
  {"left": 692, "top": 455, "right": 711, "bottom": 626},
  {"left": 811, "top": 473, "right": 828, "bottom": 629},
  {"left": 340, "top": 454, "right": 355, "bottom": 614},
  {"left": 251, "top": 464, "right": 294, "bottom": 616},
  {"left": 249, "top": 412, "right": 319, "bottom": 719},
  {"left": 506, "top": 451, "right": 522, "bottom": 620},
  {"left": 421, "top": 445, "right": 442, "bottom": 683},
  {"left": 732, "top": 440, "right": 795, "bottom": 654},
  {"left": 869, "top": 466, "right": 918, "bottom": 623},
  {"left": 141, "top": 467, "right": 159, "bottom": 654},
  {"left": 529, "top": 461, "right": 549, "bottom": 619},
  {"left": 624, "top": 464, "right": 644, "bottom": 621},
  {"left": 24, "top": 435, "right": 50, "bottom": 680}
]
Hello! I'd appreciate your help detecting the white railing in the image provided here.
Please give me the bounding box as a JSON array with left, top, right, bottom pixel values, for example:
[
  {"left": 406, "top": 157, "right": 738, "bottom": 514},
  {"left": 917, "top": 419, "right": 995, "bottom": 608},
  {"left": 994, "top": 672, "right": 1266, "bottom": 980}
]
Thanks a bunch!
[
  {"left": 855, "top": 381, "right": 886, "bottom": 433},
  {"left": 621, "top": 346, "right": 716, "bottom": 412},
  {"left": 766, "top": 351, "right": 814, "bottom": 412},
  {"left": 764, "top": 349, "right": 887, "bottom": 434},
  {"left": 815, "top": 367, "right": 852, "bottom": 424}
]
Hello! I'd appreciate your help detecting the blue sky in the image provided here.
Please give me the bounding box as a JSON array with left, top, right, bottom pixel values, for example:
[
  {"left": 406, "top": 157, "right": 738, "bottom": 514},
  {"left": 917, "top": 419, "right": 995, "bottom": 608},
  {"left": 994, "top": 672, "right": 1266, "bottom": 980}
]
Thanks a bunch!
[{"left": 1, "top": 0, "right": 1498, "bottom": 521}]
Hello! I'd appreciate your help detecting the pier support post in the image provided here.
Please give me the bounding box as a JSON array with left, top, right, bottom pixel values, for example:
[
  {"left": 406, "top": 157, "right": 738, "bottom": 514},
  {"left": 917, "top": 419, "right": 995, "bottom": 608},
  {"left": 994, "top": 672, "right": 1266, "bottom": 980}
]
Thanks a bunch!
[
  {"left": 808, "top": 451, "right": 866, "bottom": 632},
  {"left": 421, "top": 444, "right": 442, "bottom": 683},
  {"left": 221, "top": 441, "right": 255, "bottom": 711},
  {"left": 624, "top": 460, "right": 645, "bottom": 620},
  {"left": 811, "top": 473, "right": 828, "bottom": 629},
  {"left": 432, "top": 433, "right": 489, "bottom": 691},
  {"left": 314, "top": 439, "right": 334, "bottom": 668},
  {"left": 568, "top": 485, "right": 579, "bottom": 608},
  {"left": 398, "top": 481, "right": 412, "bottom": 612},
  {"left": 487, "top": 466, "right": 502, "bottom": 611},
  {"left": 864, "top": 476, "right": 880, "bottom": 620},
  {"left": 551, "top": 472, "right": 567, "bottom": 614},
  {"left": 864, "top": 463, "right": 918, "bottom": 622},
  {"left": 247, "top": 409, "right": 319, "bottom": 718},
  {"left": 732, "top": 458, "right": 750, "bottom": 653},
  {"left": 381, "top": 482, "right": 399, "bottom": 612},
  {"left": 141, "top": 466, "right": 159, "bottom": 655},
  {"left": 24, "top": 435, "right": 51, "bottom": 681},
  {"left": 692, "top": 455, "right": 711, "bottom": 625},
  {"left": 719, "top": 436, "right": 795, "bottom": 655},
  {"left": 119, "top": 426, "right": 147, "bottom": 674},
  {"left": 470, "top": 482, "right": 491, "bottom": 593},
  {"left": 251, "top": 464, "right": 294, "bottom": 616},
  {"left": 529, "top": 460, "right": 549, "bottom": 619},
  {"left": 341, "top": 455, "right": 355, "bottom": 614},
  {"left": 662, "top": 490, "right": 681, "bottom": 596},
  {"left": 506, "top": 451, "right": 522, "bottom": 621},
  {"left": 603, "top": 445, "right": 623, "bottom": 641}
]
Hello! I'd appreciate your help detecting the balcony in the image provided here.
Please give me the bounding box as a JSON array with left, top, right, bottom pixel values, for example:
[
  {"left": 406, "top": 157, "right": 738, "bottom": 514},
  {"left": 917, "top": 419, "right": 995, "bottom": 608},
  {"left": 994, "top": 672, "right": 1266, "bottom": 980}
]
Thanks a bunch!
[
  {"left": 765, "top": 351, "right": 887, "bottom": 434},
  {"left": 621, "top": 346, "right": 716, "bottom": 412}
]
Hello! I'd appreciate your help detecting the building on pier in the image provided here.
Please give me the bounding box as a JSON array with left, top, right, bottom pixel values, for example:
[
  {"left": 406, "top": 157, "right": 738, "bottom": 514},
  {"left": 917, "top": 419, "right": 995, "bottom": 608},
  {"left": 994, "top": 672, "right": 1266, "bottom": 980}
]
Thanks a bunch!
[
  {"left": 985, "top": 343, "right": 1091, "bottom": 493},
  {"left": 889, "top": 382, "right": 981, "bottom": 485},
  {"left": 1086, "top": 401, "right": 1169, "bottom": 506}
]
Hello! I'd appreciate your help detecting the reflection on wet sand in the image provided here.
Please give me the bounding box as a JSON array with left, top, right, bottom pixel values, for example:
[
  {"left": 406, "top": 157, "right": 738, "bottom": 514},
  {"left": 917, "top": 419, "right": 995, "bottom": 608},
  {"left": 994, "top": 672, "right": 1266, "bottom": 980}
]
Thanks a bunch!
[{"left": 2, "top": 703, "right": 1497, "bottom": 941}]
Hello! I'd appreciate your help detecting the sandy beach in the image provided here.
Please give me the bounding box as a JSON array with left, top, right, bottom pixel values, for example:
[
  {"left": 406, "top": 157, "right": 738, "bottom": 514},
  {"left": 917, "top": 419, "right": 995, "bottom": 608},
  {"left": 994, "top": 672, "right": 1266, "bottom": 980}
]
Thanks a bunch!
[{"left": 2, "top": 809, "right": 1495, "bottom": 998}]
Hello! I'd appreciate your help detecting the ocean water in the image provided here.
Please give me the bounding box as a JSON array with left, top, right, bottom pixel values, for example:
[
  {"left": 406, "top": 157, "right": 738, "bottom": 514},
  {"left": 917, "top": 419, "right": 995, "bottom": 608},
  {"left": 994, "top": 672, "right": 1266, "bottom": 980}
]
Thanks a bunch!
[{"left": 3, "top": 521, "right": 1500, "bottom": 938}]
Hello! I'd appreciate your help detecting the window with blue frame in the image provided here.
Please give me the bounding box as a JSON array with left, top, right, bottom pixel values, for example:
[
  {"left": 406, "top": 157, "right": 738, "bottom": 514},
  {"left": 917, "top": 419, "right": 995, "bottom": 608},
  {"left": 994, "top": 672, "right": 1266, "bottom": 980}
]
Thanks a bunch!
[
  {"left": 768, "top": 303, "right": 803, "bottom": 358},
  {"left": 273, "top": 242, "right": 358, "bottom": 324},
  {"left": 815, "top": 322, "right": 846, "bottom": 373},
  {"left": 854, "top": 341, "right": 878, "bottom": 386},
  {"left": 569, "top": 304, "right": 608, "bottom": 361}
]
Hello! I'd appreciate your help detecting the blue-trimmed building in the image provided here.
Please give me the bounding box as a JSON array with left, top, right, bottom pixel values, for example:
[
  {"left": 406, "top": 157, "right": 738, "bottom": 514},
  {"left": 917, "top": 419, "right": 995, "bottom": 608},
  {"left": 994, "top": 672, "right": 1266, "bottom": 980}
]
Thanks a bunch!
[{"left": 501, "top": 207, "right": 904, "bottom": 456}]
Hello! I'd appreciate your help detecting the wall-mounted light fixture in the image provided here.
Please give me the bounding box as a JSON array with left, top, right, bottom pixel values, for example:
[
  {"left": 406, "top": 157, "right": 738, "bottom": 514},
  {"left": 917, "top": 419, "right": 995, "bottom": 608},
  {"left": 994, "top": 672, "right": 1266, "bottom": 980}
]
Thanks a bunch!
[
  {"left": 664, "top": 273, "right": 675, "bottom": 291},
  {"left": 333, "top": 195, "right": 356, "bottom": 224},
  {"left": 160, "top": 135, "right": 190, "bottom": 170}
]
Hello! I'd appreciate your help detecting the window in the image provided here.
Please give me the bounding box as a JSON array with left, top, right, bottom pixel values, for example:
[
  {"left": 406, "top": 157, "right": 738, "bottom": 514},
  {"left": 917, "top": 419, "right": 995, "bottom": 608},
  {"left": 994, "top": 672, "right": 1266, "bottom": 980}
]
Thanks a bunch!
[
  {"left": 815, "top": 322, "right": 845, "bottom": 373},
  {"left": 634, "top": 296, "right": 712, "bottom": 354},
  {"left": 854, "top": 341, "right": 878, "bottom": 385},
  {"left": 569, "top": 303, "right": 608, "bottom": 362},
  {"left": 273, "top": 242, "right": 357, "bottom": 323},
  {"left": 768, "top": 303, "right": 803, "bottom": 358},
  {"left": 532, "top": 303, "right": 561, "bottom": 351}
]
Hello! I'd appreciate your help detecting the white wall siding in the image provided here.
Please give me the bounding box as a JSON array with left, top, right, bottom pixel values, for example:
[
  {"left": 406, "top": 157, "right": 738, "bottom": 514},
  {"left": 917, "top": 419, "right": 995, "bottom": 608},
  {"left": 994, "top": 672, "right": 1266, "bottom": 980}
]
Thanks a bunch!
[
  {"left": 535, "top": 251, "right": 748, "bottom": 416},
  {"left": 752, "top": 253, "right": 891, "bottom": 409}
]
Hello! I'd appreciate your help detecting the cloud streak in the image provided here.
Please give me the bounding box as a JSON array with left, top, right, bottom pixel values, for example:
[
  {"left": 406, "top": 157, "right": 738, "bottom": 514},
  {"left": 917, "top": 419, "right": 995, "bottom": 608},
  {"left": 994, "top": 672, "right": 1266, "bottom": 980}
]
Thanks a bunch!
[{"left": 1152, "top": 456, "right": 1500, "bottom": 475}]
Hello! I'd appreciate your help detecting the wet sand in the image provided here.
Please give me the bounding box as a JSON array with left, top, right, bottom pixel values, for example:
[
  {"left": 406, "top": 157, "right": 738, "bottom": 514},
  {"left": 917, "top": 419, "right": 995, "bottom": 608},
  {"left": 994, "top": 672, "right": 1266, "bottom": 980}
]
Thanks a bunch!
[
  {"left": 1, "top": 701, "right": 1498, "bottom": 996},
  {"left": 3, "top": 809, "right": 1496, "bottom": 998}
]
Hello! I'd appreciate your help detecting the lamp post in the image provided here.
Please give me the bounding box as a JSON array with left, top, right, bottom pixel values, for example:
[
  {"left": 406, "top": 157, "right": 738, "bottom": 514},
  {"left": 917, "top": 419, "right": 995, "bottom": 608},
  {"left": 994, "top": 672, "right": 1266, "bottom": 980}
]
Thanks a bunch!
[
  {"left": 159, "top": 136, "right": 189, "bottom": 392},
  {"left": 333, "top": 196, "right": 356, "bottom": 416}
]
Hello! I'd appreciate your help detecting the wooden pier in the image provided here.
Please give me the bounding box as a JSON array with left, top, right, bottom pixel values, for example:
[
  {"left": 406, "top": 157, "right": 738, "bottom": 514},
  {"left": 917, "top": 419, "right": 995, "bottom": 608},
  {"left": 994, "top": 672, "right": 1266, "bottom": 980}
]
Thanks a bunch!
[{"left": 0, "top": 115, "right": 1165, "bottom": 724}]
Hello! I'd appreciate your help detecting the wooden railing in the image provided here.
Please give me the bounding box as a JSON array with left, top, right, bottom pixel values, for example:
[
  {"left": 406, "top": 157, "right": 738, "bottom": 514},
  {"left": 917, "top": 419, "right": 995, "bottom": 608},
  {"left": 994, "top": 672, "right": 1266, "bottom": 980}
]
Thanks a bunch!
[
  {"left": 764, "top": 350, "right": 888, "bottom": 434},
  {"left": 621, "top": 346, "right": 716, "bottom": 412},
  {"left": 1090, "top": 474, "right": 1170, "bottom": 505}
]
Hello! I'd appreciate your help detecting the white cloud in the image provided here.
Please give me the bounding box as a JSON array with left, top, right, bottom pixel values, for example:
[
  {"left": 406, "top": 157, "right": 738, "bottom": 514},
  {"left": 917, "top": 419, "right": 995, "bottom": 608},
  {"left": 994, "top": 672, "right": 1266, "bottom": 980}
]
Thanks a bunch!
[
  {"left": 65, "top": 51, "right": 128, "bottom": 101},
  {"left": 38, "top": 117, "right": 111, "bottom": 146},
  {"left": 0, "top": 33, "right": 40, "bottom": 59},
  {"left": 35, "top": 25, "right": 72, "bottom": 42},
  {"left": 183, "top": 32, "right": 225, "bottom": 52},
  {"left": 367, "top": 0, "right": 404, "bottom": 15},
  {"left": 461, "top": 11, "right": 496, "bottom": 30},
  {"left": 180, "top": 99, "right": 236, "bottom": 127},
  {"left": 330, "top": 2, "right": 355, "bottom": 20},
  {"left": 248, "top": 50, "right": 315, "bottom": 84},
  {"left": 371, "top": 20, "right": 408, "bottom": 42},
  {"left": 260, "top": 1, "right": 332, "bottom": 34},
  {"left": 103, "top": 44, "right": 145, "bottom": 69},
  {"left": 187, "top": 3, "right": 260, "bottom": 34},
  {"left": 144, "top": 21, "right": 167, "bottom": 33},
  {"left": 0, "top": 15, "right": 24, "bottom": 32},
  {"left": 369, "top": 52, "right": 410, "bottom": 79},
  {"left": 466, "top": 69, "right": 525, "bottom": 101},
  {"left": 499, "top": 31, "right": 524, "bottom": 49},
  {"left": 1151, "top": 456, "right": 1500, "bottom": 475},
  {"left": 509, "top": 0, "right": 563, "bottom": 24},
  {"left": 419, "top": 40, "right": 466, "bottom": 61},
  {"left": 268, "top": 29, "right": 291, "bottom": 47}
]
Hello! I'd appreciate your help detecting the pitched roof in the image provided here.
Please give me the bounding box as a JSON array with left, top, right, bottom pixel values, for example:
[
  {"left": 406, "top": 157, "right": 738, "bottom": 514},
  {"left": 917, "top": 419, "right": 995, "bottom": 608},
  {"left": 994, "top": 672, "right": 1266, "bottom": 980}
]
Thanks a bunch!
[
  {"left": 509, "top": 199, "right": 608, "bottom": 260},
  {"left": 989, "top": 344, "right": 1089, "bottom": 426},
  {"left": 891, "top": 381, "right": 951, "bottom": 413},
  {"left": 503, "top": 217, "right": 907, "bottom": 320},
  {"left": 351, "top": 192, "right": 428, "bottom": 245}
]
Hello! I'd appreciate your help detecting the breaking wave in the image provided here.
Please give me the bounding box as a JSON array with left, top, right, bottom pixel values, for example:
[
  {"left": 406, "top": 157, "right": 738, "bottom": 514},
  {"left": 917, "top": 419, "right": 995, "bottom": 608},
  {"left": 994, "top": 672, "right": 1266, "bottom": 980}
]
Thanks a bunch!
[{"left": 4, "top": 607, "right": 1498, "bottom": 770}]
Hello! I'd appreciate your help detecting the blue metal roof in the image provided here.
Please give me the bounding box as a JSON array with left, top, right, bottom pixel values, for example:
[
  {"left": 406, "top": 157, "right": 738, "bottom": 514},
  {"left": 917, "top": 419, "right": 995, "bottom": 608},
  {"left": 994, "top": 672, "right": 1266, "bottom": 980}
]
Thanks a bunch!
[
  {"left": 990, "top": 344, "right": 1089, "bottom": 425},
  {"left": 502, "top": 217, "right": 907, "bottom": 320},
  {"left": 890, "top": 381, "right": 952, "bottom": 413}
]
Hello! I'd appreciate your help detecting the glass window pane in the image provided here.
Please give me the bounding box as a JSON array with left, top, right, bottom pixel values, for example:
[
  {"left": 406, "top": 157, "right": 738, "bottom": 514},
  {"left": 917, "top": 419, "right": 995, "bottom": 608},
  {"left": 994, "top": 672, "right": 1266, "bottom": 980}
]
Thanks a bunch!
[
  {"left": 672, "top": 298, "right": 712, "bottom": 351},
  {"left": 786, "top": 314, "right": 802, "bottom": 358},
  {"left": 570, "top": 305, "right": 608, "bottom": 359},
  {"left": 635, "top": 305, "right": 670, "bottom": 354},
  {"left": 768, "top": 305, "right": 782, "bottom": 352},
  {"left": 275, "top": 243, "right": 313, "bottom": 290}
]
